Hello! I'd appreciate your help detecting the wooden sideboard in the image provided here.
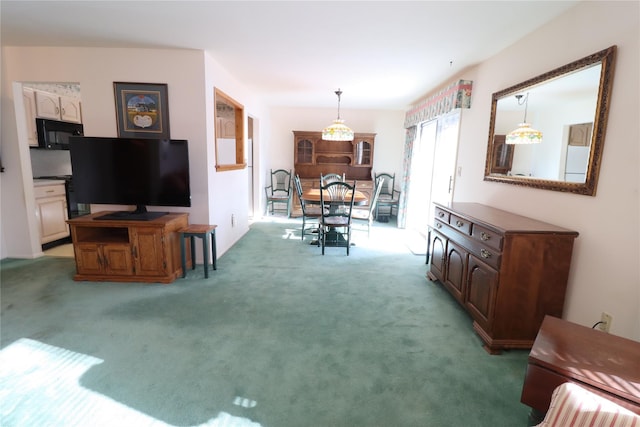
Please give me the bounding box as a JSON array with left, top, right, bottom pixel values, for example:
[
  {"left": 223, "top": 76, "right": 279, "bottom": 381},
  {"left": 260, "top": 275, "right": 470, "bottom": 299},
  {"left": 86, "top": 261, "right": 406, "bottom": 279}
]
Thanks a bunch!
[
  {"left": 521, "top": 316, "right": 640, "bottom": 420},
  {"left": 427, "top": 202, "right": 578, "bottom": 354},
  {"left": 67, "top": 212, "right": 189, "bottom": 283}
]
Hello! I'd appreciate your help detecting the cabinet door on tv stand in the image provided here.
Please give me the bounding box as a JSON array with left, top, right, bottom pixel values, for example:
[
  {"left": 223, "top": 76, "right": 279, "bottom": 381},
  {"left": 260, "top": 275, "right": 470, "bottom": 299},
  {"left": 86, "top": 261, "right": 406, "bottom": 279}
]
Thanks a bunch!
[
  {"left": 103, "top": 244, "right": 135, "bottom": 276},
  {"left": 75, "top": 243, "right": 103, "bottom": 276},
  {"left": 75, "top": 242, "right": 133, "bottom": 276},
  {"left": 132, "top": 228, "right": 166, "bottom": 277}
]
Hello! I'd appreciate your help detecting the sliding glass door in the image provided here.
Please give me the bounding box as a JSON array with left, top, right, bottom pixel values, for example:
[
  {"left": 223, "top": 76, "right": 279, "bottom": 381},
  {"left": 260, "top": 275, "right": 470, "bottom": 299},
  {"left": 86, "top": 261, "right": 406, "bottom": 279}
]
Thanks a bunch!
[{"left": 405, "top": 110, "right": 460, "bottom": 235}]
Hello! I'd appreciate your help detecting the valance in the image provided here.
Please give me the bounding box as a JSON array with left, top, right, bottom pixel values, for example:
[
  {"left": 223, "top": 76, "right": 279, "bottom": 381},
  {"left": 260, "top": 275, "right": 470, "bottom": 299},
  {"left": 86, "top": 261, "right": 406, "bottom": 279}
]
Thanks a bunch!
[{"left": 404, "top": 80, "right": 473, "bottom": 128}]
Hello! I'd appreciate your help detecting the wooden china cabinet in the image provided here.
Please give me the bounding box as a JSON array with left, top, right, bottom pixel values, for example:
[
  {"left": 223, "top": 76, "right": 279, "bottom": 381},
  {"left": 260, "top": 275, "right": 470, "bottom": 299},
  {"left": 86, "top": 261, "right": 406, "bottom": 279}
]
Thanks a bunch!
[
  {"left": 291, "top": 131, "right": 375, "bottom": 217},
  {"left": 490, "top": 134, "right": 513, "bottom": 174}
]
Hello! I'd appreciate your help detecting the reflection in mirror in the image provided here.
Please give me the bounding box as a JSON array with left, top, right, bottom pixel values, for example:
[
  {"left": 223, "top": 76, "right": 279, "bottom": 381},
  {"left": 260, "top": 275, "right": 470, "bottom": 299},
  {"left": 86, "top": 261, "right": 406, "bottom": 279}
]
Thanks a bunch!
[
  {"left": 484, "top": 46, "right": 616, "bottom": 196},
  {"left": 214, "top": 88, "right": 245, "bottom": 172}
]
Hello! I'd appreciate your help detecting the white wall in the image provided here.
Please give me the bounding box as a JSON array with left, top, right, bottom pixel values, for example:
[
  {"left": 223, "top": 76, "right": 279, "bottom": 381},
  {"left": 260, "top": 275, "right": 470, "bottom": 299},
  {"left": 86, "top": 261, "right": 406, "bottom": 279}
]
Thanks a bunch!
[
  {"left": 1, "top": 46, "right": 267, "bottom": 260},
  {"left": 202, "top": 52, "right": 270, "bottom": 251},
  {"left": 452, "top": 1, "right": 639, "bottom": 339}
]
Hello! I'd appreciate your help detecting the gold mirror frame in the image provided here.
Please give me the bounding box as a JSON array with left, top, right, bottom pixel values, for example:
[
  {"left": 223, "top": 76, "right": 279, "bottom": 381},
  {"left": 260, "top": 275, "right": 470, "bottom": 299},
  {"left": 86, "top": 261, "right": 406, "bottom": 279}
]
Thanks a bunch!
[
  {"left": 484, "top": 46, "right": 616, "bottom": 196},
  {"left": 214, "top": 88, "right": 246, "bottom": 172}
]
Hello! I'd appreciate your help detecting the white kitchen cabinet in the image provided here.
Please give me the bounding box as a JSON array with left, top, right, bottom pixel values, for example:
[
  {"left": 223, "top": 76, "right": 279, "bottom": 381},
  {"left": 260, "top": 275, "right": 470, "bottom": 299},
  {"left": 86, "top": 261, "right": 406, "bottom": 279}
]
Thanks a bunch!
[
  {"left": 34, "top": 90, "right": 82, "bottom": 123},
  {"left": 59, "top": 95, "right": 82, "bottom": 123},
  {"left": 34, "top": 181, "right": 70, "bottom": 244},
  {"left": 34, "top": 90, "right": 61, "bottom": 120},
  {"left": 23, "top": 88, "right": 38, "bottom": 147}
]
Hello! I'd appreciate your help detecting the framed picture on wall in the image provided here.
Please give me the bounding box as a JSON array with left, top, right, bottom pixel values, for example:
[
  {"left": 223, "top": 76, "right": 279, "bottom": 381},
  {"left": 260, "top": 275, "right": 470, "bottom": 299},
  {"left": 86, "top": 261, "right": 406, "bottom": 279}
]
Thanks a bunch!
[{"left": 114, "top": 82, "right": 170, "bottom": 139}]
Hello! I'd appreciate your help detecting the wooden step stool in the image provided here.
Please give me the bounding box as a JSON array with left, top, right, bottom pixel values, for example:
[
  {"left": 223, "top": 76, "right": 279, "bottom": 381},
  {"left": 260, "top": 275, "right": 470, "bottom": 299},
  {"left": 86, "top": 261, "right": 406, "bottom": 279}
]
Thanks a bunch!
[{"left": 179, "top": 224, "right": 217, "bottom": 278}]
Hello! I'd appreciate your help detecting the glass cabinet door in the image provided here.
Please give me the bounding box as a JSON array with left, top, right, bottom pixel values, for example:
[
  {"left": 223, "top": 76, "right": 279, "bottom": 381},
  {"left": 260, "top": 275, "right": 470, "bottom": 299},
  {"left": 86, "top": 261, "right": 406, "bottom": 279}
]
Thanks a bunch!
[
  {"left": 354, "top": 140, "right": 371, "bottom": 165},
  {"left": 296, "top": 139, "right": 313, "bottom": 164}
]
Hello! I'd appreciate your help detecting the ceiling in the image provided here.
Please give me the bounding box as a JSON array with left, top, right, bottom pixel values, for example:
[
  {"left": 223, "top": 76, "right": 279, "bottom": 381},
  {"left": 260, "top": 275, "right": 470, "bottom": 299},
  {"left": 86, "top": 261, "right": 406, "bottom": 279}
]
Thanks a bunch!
[{"left": 1, "top": 1, "right": 580, "bottom": 110}]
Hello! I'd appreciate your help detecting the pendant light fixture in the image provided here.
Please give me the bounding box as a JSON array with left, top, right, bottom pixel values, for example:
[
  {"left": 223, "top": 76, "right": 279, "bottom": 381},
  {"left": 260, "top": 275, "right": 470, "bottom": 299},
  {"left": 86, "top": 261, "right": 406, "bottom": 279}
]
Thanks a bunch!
[
  {"left": 506, "top": 93, "right": 543, "bottom": 145},
  {"left": 322, "top": 88, "right": 354, "bottom": 141}
]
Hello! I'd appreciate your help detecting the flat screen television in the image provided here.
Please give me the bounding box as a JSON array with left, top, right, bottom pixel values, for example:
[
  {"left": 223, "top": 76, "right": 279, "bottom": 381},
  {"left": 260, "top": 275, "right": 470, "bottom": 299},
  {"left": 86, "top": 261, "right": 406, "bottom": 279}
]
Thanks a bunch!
[{"left": 69, "top": 137, "right": 191, "bottom": 221}]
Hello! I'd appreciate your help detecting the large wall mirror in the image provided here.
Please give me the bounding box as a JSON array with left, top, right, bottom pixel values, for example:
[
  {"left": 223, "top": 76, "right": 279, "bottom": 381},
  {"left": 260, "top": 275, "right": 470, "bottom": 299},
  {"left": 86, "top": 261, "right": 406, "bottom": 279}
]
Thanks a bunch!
[
  {"left": 214, "top": 88, "right": 246, "bottom": 172},
  {"left": 484, "top": 46, "right": 616, "bottom": 195}
]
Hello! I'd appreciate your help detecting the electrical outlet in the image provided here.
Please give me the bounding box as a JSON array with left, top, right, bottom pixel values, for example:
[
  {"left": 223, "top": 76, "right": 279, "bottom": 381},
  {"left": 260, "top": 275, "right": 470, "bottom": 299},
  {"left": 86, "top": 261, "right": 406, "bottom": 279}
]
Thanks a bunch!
[{"left": 599, "top": 312, "right": 612, "bottom": 333}]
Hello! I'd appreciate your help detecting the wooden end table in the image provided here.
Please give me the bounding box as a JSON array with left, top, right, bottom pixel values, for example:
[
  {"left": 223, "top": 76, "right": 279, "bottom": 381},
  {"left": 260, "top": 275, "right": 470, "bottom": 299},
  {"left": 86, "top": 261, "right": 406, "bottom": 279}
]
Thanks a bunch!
[{"left": 521, "top": 315, "right": 640, "bottom": 422}]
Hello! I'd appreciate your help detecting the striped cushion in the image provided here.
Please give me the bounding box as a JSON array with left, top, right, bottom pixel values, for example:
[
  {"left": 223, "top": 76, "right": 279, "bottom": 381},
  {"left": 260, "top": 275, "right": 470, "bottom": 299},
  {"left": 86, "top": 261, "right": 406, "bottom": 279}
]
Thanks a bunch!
[{"left": 536, "top": 382, "right": 639, "bottom": 427}]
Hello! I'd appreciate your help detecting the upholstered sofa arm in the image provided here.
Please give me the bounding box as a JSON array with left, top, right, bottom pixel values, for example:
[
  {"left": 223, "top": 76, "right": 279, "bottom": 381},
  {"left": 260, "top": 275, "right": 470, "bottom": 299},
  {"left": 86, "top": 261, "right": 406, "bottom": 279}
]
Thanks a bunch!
[{"left": 535, "top": 382, "right": 640, "bottom": 427}]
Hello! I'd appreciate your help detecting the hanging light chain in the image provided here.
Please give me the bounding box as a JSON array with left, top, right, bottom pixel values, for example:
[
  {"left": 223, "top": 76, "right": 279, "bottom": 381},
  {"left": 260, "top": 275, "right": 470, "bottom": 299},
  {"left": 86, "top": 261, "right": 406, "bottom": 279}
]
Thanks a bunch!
[
  {"left": 515, "top": 93, "right": 530, "bottom": 123},
  {"left": 335, "top": 89, "right": 343, "bottom": 120}
]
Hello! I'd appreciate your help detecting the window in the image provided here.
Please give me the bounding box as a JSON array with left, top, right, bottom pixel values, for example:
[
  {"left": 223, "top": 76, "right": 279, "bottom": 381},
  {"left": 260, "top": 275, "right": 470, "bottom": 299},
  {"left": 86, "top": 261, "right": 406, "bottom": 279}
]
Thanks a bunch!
[{"left": 214, "top": 88, "right": 245, "bottom": 171}]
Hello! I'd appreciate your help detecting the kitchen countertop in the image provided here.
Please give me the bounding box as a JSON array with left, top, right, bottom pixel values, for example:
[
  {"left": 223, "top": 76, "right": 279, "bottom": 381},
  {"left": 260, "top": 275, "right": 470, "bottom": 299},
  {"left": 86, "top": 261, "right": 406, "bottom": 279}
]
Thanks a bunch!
[{"left": 33, "top": 179, "right": 66, "bottom": 186}]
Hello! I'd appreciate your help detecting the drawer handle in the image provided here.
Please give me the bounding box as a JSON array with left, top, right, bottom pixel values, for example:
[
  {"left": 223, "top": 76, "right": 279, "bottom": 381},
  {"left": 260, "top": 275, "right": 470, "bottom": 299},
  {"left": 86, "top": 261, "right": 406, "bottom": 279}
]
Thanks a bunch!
[
  {"left": 435, "top": 222, "right": 442, "bottom": 229},
  {"left": 438, "top": 212, "right": 444, "bottom": 218},
  {"left": 456, "top": 220, "right": 464, "bottom": 228},
  {"left": 481, "top": 232, "right": 490, "bottom": 241},
  {"left": 480, "top": 249, "right": 491, "bottom": 259}
]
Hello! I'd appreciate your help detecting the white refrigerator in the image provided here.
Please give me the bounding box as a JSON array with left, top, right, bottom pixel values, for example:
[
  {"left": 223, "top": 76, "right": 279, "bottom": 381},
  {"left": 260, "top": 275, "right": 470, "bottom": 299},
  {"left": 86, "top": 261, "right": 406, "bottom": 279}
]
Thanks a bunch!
[{"left": 564, "top": 145, "right": 589, "bottom": 182}]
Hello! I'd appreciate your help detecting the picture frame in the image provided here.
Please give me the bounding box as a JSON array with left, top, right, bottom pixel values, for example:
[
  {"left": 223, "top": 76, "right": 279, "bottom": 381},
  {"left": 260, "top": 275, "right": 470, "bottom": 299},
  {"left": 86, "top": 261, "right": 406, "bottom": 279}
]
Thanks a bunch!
[{"left": 114, "top": 82, "right": 170, "bottom": 139}]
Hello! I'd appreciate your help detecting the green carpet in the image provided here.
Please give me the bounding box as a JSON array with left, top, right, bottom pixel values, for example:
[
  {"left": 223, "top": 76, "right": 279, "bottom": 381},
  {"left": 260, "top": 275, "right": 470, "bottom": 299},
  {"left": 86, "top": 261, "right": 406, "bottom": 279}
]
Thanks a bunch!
[{"left": 0, "top": 219, "right": 531, "bottom": 426}]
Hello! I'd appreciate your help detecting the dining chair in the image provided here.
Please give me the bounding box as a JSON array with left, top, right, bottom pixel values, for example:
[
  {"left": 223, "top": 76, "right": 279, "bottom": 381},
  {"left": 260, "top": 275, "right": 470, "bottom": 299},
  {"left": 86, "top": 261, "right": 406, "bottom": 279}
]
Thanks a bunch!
[
  {"left": 319, "top": 180, "right": 356, "bottom": 255},
  {"left": 265, "top": 169, "right": 292, "bottom": 216},
  {"left": 320, "top": 173, "right": 344, "bottom": 186},
  {"left": 293, "top": 174, "right": 323, "bottom": 241},
  {"left": 374, "top": 172, "right": 400, "bottom": 220},
  {"left": 351, "top": 176, "right": 384, "bottom": 238}
]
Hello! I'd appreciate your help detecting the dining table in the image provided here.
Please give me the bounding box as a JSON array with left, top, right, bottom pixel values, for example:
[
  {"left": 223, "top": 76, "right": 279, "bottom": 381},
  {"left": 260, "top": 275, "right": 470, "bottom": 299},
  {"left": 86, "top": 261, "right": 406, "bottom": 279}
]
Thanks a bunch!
[
  {"left": 300, "top": 188, "right": 368, "bottom": 207},
  {"left": 300, "top": 187, "right": 368, "bottom": 247}
]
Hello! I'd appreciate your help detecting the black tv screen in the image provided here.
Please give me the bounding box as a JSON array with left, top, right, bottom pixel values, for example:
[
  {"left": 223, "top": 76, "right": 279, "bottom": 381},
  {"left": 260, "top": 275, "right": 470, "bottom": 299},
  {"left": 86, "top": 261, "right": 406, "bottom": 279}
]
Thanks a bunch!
[{"left": 69, "top": 137, "right": 191, "bottom": 220}]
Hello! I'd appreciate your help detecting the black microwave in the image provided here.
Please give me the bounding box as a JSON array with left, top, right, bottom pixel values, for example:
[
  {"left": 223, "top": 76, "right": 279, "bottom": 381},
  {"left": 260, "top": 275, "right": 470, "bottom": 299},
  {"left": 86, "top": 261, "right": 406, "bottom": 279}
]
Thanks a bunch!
[{"left": 35, "top": 118, "right": 84, "bottom": 150}]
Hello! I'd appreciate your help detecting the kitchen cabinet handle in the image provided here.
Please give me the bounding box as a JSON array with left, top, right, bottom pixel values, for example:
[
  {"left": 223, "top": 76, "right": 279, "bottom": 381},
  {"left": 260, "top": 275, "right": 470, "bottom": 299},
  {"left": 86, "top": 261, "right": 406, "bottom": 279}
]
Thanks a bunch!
[
  {"left": 438, "top": 211, "right": 444, "bottom": 218},
  {"left": 481, "top": 232, "right": 490, "bottom": 241},
  {"left": 46, "top": 190, "right": 55, "bottom": 193},
  {"left": 456, "top": 220, "right": 464, "bottom": 227},
  {"left": 480, "top": 249, "right": 491, "bottom": 259},
  {"left": 435, "top": 222, "right": 442, "bottom": 229}
]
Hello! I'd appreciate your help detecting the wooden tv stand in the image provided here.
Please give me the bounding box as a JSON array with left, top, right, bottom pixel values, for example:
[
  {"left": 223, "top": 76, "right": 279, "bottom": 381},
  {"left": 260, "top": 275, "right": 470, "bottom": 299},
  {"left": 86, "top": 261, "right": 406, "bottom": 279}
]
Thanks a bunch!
[{"left": 67, "top": 211, "right": 189, "bottom": 283}]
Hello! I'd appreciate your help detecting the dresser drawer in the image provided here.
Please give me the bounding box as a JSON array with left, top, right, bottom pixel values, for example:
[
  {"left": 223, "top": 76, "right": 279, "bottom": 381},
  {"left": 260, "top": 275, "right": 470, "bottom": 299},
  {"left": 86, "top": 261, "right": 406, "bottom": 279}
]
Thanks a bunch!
[
  {"left": 471, "top": 224, "right": 503, "bottom": 251},
  {"left": 434, "top": 207, "right": 450, "bottom": 223},
  {"left": 433, "top": 219, "right": 447, "bottom": 232},
  {"left": 450, "top": 214, "right": 472, "bottom": 235},
  {"left": 34, "top": 184, "right": 66, "bottom": 198},
  {"left": 467, "top": 241, "right": 502, "bottom": 270}
]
